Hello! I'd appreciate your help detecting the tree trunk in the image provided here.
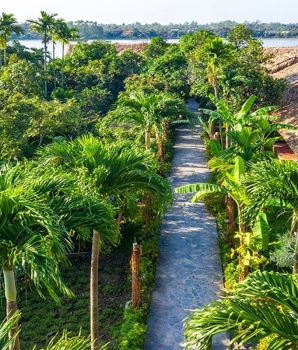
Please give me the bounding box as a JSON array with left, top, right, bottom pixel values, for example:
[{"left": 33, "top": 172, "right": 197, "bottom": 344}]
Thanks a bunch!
[
  {"left": 4, "top": 269, "right": 20, "bottom": 350},
  {"left": 157, "top": 139, "right": 164, "bottom": 163},
  {"left": 90, "top": 230, "right": 100, "bottom": 350},
  {"left": 44, "top": 33, "right": 48, "bottom": 97},
  {"left": 225, "top": 125, "right": 230, "bottom": 149},
  {"left": 210, "top": 81, "right": 219, "bottom": 137},
  {"left": 61, "top": 43, "right": 65, "bottom": 89},
  {"left": 131, "top": 242, "right": 141, "bottom": 308},
  {"left": 226, "top": 194, "right": 235, "bottom": 235},
  {"left": 293, "top": 232, "right": 298, "bottom": 274},
  {"left": 52, "top": 40, "right": 56, "bottom": 89},
  {"left": 144, "top": 131, "right": 151, "bottom": 150},
  {"left": 144, "top": 193, "right": 152, "bottom": 237},
  {"left": 4, "top": 47, "right": 7, "bottom": 65},
  {"left": 238, "top": 206, "right": 248, "bottom": 281}
]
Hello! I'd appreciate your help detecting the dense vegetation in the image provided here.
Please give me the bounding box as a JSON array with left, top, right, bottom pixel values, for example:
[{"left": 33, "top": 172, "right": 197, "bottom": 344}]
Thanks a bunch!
[
  {"left": 0, "top": 10, "right": 297, "bottom": 350},
  {"left": 10, "top": 19, "right": 298, "bottom": 41}
]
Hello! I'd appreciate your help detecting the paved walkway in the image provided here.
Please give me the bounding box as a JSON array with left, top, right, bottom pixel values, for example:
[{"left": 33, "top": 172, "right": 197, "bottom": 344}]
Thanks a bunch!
[{"left": 145, "top": 99, "right": 228, "bottom": 349}]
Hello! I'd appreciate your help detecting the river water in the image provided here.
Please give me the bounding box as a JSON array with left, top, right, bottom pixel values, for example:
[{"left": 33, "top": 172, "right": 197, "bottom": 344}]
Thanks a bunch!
[{"left": 16, "top": 37, "right": 298, "bottom": 59}]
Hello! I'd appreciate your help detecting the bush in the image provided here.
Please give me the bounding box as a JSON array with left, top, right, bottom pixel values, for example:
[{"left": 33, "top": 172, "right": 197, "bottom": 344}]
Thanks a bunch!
[{"left": 116, "top": 304, "right": 148, "bottom": 350}]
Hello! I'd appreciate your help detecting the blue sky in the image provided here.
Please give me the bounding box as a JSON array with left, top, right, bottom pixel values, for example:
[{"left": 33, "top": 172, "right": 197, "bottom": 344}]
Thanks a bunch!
[{"left": 2, "top": 0, "right": 298, "bottom": 24}]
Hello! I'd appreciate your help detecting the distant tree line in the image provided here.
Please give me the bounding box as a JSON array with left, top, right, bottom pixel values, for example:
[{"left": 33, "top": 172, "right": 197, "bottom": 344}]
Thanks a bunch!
[{"left": 11, "top": 20, "right": 298, "bottom": 40}]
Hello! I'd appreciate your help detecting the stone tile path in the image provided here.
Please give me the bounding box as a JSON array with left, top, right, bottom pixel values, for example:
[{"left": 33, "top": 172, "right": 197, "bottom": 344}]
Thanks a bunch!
[{"left": 144, "top": 99, "right": 229, "bottom": 349}]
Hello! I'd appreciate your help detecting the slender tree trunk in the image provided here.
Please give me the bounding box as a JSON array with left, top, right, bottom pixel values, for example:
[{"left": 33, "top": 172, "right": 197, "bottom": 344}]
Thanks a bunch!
[
  {"left": 4, "top": 47, "right": 7, "bottom": 65},
  {"left": 90, "top": 231, "right": 100, "bottom": 350},
  {"left": 210, "top": 82, "right": 219, "bottom": 137},
  {"left": 52, "top": 40, "right": 56, "bottom": 89},
  {"left": 131, "top": 242, "right": 141, "bottom": 308},
  {"left": 116, "top": 210, "right": 123, "bottom": 226},
  {"left": 238, "top": 206, "right": 248, "bottom": 281},
  {"left": 61, "top": 43, "right": 65, "bottom": 89},
  {"left": 144, "top": 131, "right": 151, "bottom": 150},
  {"left": 4, "top": 269, "right": 20, "bottom": 350},
  {"left": 226, "top": 194, "right": 235, "bottom": 235},
  {"left": 225, "top": 125, "right": 229, "bottom": 149},
  {"left": 44, "top": 33, "right": 48, "bottom": 97},
  {"left": 293, "top": 233, "right": 298, "bottom": 274},
  {"left": 157, "top": 139, "right": 164, "bottom": 163},
  {"left": 144, "top": 193, "right": 152, "bottom": 237}
]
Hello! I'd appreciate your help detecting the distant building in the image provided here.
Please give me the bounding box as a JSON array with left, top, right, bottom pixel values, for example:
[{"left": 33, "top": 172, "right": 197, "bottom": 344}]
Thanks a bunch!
[{"left": 171, "top": 29, "right": 179, "bottom": 38}]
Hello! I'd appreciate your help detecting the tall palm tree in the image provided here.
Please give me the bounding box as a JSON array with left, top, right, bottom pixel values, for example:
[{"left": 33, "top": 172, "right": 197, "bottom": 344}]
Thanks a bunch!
[
  {"left": 28, "top": 11, "right": 58, "bottom": 96},
  {"left": 200, "top": 37, "right": 235, "bottom": 136},
  {"left": 105, "top": 91, "right": 195, "bottom": 162},
  {"left": 0, "top": 12, "right": 24, "bottom": 65},
  {"left": 184, "top": 270, "right": 298, "bottom": 349},
  {"left": 38, "top": 135, "right": 173, "bottom": 350},
  {"left": 201, "top": 37, "right": 235, "bottom": 99},
  {"left": 54, "top": 23, "right": 80, "bottom": 88}
]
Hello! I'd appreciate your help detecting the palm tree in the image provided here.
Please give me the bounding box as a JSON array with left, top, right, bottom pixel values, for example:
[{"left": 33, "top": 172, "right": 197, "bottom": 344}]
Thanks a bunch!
[
  {"left": 199, "top": 37, "right": 235, "bottom": 136},
  {"left": 38, "top": 135, "right": 173, "bottom": 350},
  {"left": 201, "top": 37, "right": 235, "bottom": 99},
  {"left": 28, "top": 11, "right": 58, "bottom": 96},
  {"left": 0, "top": 311, "right": 20, "bottom": 350},
  {"left": 184, "top": 270, "right": 298, "bottom": 349},
  {"left": 104, "top": 91, "right": 195, "bottom": 162},
  {"left": 244, "top": 159, "right": 298, "bottom": 273},
  {"left": 0, "top": 12, "right": 24, "bottom": 65},
  {"left": 54, "top": 23, "right": 80, "bottom": 88},
  {"left": 0, "top": 161, "right": 118, "bottom": 350},
  {"left": 0, "top": 163, "right": 73, "bottom": 350}
]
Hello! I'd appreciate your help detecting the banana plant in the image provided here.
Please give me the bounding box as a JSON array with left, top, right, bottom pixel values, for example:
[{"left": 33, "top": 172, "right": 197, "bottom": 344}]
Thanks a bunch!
[
  {"left": 200, "top": 94, "right": 294, "bottom": 149},
  {"left": 176, "top": 155, "right": 270, "bottom": 279}
]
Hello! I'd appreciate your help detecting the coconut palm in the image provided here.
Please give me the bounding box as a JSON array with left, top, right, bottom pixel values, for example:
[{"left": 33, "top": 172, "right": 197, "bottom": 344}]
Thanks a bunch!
[
  {"left": 28, "top": 11, "right": 58, "bottom": 96},
  {"left": 184, "top": 270, "right": 298, "bottom": 350},
  {"left": 104, "top": 91, "right": 195, "bottom": 162},
  {"left": 38, "top": 134, "right": 173, "bottom": 350},
  {"left": 0, "top": 12, "right": 24, "bottom": 66}
]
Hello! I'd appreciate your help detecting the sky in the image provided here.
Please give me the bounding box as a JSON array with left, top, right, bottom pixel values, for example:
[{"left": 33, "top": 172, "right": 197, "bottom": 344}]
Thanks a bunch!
[{"left": 2, "top": 0, "right": 298, "bottom": 25}]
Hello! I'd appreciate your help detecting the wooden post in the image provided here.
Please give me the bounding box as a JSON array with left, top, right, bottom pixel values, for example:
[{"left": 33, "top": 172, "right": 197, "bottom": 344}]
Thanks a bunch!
[{"left": 131, "top": 242, "right": 141, "bottom": 308}]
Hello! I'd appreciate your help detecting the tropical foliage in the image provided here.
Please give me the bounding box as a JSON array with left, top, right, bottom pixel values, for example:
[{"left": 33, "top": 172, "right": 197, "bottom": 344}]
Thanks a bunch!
[
  {"left": 185, "top": 271, "right": 298, "bottom": 350},
  {"left": 0, "top": 12, "right": 292, "bottom": 349}
]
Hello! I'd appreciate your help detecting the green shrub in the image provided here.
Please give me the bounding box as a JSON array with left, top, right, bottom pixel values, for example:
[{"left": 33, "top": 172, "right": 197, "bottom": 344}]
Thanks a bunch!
[{"left": 117, "top": 304, "right": 148, "bottom": 350}]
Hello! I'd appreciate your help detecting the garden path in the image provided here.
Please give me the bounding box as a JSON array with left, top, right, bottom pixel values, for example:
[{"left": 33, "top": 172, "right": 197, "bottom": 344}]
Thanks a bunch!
[{"left": 144, "top": 99, "right": 229, "bottom": 349}]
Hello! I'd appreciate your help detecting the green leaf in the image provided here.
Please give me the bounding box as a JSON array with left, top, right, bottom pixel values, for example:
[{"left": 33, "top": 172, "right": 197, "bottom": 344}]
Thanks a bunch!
[
  {"left": 252, "top": 211, "right": 270, "bottom": 249},
  {"left": 209, "top": 139, "right": 222, "bottom": 157},
  {"left": 175, "top": 183, "right": 228, "bottom": 203}
]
